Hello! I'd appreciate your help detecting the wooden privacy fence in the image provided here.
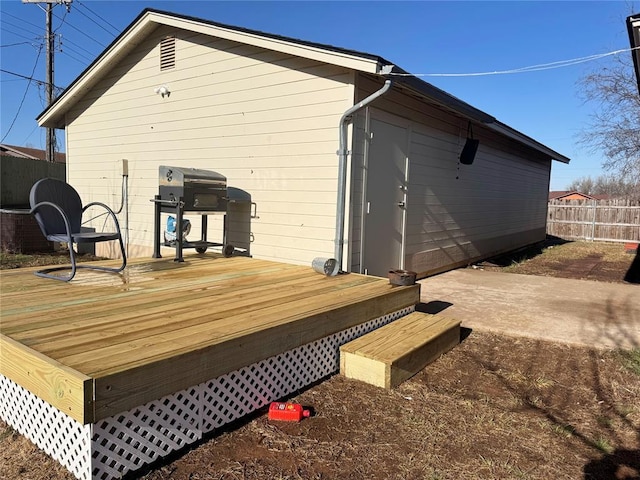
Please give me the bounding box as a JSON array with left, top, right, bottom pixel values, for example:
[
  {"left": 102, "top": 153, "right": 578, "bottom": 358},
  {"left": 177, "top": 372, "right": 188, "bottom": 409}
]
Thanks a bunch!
[{"left": 547, "top": 199, "right": 640, "bottom": 243}]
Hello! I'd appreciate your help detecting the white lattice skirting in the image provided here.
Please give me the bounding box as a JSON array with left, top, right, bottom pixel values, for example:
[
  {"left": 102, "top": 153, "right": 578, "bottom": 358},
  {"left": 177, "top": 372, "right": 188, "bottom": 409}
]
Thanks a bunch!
[{"left": 0, "top": 306, "right": 414, "bottom": 480}]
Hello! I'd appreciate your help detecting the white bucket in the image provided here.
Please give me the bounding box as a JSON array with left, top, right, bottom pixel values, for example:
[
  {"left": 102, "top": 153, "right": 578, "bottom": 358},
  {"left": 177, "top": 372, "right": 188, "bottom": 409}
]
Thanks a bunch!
[{"left": 311, "top": 257, "right": 339, "bottom": 276}]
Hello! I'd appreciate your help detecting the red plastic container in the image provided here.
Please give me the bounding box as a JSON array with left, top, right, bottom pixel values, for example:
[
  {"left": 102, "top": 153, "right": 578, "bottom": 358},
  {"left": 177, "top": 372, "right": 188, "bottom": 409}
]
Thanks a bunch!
[{"left": 268, "top": 402, "right": 311, "bottom": 422}]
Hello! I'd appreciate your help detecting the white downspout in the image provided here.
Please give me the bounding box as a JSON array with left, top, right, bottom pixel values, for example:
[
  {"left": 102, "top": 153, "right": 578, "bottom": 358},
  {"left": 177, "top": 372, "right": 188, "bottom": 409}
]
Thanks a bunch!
[{"left": 334, "top": 77, "right": 393, "bottom": 270}]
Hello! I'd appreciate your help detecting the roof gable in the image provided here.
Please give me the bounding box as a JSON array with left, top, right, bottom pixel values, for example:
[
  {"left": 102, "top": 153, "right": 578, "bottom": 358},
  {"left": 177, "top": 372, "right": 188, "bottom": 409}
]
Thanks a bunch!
[
  {"left": 38, "top": 8, "right": 570, "bottom": 165},
  {"left": 0, "top": 143, "right": 66, "bottom": 163},
  {"left": 37, "top": 8, "right": 388, "bottom": 129},
  {"left": 549, "top": 190, "right": 595, "bottom": 201}
]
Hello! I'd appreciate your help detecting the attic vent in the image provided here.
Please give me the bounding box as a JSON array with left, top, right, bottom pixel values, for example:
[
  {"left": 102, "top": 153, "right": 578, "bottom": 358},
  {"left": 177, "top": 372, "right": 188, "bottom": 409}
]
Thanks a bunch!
[{"left": 160, "top": 35, "right": 176, "bottom": 71}]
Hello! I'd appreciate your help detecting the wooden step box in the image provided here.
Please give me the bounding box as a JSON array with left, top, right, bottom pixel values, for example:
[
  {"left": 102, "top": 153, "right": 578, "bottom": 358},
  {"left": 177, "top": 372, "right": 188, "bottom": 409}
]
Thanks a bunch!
[{"left": 340, "top": 312, "right": 461, "bottom": 389}]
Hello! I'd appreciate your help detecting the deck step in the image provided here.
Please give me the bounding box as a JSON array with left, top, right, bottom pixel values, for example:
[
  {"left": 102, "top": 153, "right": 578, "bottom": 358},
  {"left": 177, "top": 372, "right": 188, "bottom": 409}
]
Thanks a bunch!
[{"left": 339, "top": 311, "right": 461, "bottom": 389}]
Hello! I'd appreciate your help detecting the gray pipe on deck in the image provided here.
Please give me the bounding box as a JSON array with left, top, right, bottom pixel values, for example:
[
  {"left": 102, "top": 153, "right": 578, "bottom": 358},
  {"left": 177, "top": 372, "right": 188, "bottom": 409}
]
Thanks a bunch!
[{"left": 334, "top": 78, "right": 393, "bottom": 270}]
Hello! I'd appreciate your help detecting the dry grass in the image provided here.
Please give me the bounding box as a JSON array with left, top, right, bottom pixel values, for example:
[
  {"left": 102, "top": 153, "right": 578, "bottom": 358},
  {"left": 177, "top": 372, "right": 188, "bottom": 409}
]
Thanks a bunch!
[
  {"left": 476, "top": 238, "right": 635, "bottom": 283},
  {"left": 0, "top": 250, "right": 104, "bottom": 269},
  {"left": 505, "top": 241, "right": 628, "bottom": 267}
]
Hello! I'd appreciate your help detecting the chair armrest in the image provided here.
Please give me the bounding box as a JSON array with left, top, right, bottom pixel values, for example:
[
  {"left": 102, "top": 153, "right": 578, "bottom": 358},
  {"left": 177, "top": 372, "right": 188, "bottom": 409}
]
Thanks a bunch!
[
  {"left": 30, "top": 201, "right": 74, "bottom": 244},
  {"left": 82, "top": 202, "right": 124, "bottom": 234}
]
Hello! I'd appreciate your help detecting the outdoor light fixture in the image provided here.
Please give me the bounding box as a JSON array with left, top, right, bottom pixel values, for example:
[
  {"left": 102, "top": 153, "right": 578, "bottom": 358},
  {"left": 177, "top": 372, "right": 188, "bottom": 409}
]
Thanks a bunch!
[
  {"left": 154, "top": 85, "right": 170, "bottom": 98},
  {"left": 459, "top": 121, "right": 479, "bottom": 165}
]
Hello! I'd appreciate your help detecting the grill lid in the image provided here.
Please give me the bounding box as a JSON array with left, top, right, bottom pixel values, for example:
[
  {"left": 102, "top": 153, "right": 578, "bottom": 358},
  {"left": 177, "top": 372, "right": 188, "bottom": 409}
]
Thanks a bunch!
[{"left": 159, "top": 166, "right": 226, "bottom": 187}]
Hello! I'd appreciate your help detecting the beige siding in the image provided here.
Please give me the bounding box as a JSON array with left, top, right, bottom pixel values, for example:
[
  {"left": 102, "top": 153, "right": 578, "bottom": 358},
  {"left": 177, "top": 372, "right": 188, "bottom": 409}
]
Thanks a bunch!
[
  {"left": 65, "top": 26, "right": 355, "bottom": 265},
  {"left": 352, "top": 74, "right": 551, "bottom": 276}
]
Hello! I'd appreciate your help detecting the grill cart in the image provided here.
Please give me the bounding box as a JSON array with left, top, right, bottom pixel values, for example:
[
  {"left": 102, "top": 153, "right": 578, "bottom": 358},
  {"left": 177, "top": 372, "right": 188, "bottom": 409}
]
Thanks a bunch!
[{"left": 152, "top": 166, "right": 234, "bottom": 262}]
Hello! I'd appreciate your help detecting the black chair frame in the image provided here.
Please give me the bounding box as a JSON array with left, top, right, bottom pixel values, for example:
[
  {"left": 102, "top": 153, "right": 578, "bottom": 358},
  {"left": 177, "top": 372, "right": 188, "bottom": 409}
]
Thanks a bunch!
[{"left": 29, "top": 178, "right": 127, "bottom": 282}]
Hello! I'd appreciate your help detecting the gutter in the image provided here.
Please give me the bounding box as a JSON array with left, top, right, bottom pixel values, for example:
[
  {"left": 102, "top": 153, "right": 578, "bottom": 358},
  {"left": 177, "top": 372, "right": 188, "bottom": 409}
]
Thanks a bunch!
[
  {"left": 334, "top": 76, "right": 393, "bottom": 270},
  {"left": 627, "top": 14, "right": 640, "bottom": 96}
]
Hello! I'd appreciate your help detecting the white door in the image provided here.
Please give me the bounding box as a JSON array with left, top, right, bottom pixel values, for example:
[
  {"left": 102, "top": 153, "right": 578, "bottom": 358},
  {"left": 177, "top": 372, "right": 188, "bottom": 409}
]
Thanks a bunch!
[{"left": 363, "top": 116, "right": 408, "bottom": 277}]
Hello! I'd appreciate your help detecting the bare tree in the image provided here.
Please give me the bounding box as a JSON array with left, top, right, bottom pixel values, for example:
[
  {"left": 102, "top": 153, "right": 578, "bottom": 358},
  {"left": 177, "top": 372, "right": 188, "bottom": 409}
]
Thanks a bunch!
[
  {"left": 577, "top": 53, "right": 640, "bottom": 184},
  {"left": 567, "top": 174, "right": 640, "bottom": 198},
  {"left": 567, "top": 176, "right": 595, "bottom": 194}
]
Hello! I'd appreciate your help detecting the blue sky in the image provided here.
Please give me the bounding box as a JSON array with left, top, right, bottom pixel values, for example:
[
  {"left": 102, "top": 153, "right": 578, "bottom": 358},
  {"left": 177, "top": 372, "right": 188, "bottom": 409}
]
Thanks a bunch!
[{"left": 0, "top": 1, "right": 635, "bottom": 190}]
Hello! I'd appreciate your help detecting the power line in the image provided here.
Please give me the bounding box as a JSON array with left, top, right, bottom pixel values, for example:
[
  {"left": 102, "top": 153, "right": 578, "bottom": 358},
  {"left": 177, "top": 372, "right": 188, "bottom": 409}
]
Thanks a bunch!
[
  {"left": 3, "top": 11, "right": 42, "bottom": 31},
  {"left": 0, "top": 25, "right": 40, "bottom": 43},
  {"left": 391, "top": 46, "right": 640, "bottom": 78},
  {"left": 2, "top": 20, "right": 43, "bottom": 39},
  {"left": 0, "top": 68, "right": 48, "bottom": 86},
  {"left": 75, "top": 0, "right": 119, "bottom": 35},
  {"left": 60, "top": 42, "right": 94, "bottom": 63},
  {"left": 35, "top": 9, "right": 104, "bottom": 59},
  {"left": 53, "top": 9, "right": 68, "bottom": 33},
  {"left": 2, "top": 14, "right": 92, "bottom": 79},
  {"left": 1, "top": 45, "right": 43, "bottom": 143},
  {"left": 0, "top": 42, "right": 34, "bottom": 48},
  {"left": 59, "top": 48, "right": 90, "bottom": 66},
  {"left": 57, "top": 30, "right": 99, "bottom": 59},
  {"left": 72, "top": 3, "right": 117, "bottom": 37},
  {"left": 52, "top": 10, "right": 107, "bottom": 48},
  {"left": 22, "top": 122, "right": 41, "bottom": 145},
  {"left": 20, "top": 1, "right": 72, "bottom": 162}
]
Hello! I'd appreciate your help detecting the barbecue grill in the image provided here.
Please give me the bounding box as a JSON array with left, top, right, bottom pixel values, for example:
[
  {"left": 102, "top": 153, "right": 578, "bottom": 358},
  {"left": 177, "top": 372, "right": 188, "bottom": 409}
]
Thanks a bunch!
[
  {"left": 152, "top": 166, "right": 234, "bottom": 261},
  {"left": 158, "top": 166, "right": 228, "bottom": 213}
]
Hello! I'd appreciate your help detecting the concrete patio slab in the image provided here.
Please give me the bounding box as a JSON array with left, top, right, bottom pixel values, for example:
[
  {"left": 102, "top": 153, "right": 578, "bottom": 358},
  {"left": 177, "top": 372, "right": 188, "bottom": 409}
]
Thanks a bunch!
[{"left": 419, "top": 269, "right": 640, "bottom": 350}]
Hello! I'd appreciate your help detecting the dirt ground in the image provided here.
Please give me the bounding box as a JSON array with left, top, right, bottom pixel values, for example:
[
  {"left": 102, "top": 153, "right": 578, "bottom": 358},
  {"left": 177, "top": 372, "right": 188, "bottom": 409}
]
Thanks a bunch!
[
  {"left": 473, "top": 237, "right": 638, "bottom": 284},
  {"left": 1, "top": 239, "right": 639, "bottom": 480}
]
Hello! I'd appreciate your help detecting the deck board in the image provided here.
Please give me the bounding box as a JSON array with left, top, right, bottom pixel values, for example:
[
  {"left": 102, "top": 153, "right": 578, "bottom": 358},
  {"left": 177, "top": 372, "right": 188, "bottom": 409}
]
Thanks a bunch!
[
  {"left": 9, "top": 273, "right": 371, "bottom": 349},
  {"left": 1, "top": 253, "right": 419, "bottom": 423}
]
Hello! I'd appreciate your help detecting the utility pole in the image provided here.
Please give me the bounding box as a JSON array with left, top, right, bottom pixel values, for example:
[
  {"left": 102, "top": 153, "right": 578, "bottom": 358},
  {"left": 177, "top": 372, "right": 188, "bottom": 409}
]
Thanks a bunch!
[
  {"left": 22, "top": 0, "right": 72, "bottom": 162},
  {"left": 45, "top": 3, "right": 55, "bottom": 163}
]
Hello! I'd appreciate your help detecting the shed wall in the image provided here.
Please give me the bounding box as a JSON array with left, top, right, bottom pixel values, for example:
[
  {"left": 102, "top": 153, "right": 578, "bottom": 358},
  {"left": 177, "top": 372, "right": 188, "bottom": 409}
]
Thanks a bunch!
[
  {"left": 64, "top": 25, "right": 355, "bottom": 265},
  {"left": 351, "top": 75, "right": 551, "bottom": 276}
]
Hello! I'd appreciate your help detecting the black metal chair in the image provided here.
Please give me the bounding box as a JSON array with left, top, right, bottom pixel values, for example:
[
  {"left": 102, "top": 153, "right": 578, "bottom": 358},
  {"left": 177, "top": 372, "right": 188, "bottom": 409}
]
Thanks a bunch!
[{"left": 29, "top": 178, "right": 127, "bottom": 281}]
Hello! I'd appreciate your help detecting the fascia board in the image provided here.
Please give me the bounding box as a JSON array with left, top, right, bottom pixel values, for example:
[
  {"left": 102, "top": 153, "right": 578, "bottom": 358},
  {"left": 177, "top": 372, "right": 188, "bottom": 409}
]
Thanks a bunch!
[
  {"left": 391, "top": 76, "right": 569, "bottom": 163},
  {"left": 153, "top": 12, "right": 382, "bottom": 74},
  {"left": 487, "top": 122, "right": 571, "bottom": 164},
  {"left": 38, "top": 13, "right": 159, "bottom": 128},
  {"left": 38, "top": 11, "right": 382, "bottom": 128}
]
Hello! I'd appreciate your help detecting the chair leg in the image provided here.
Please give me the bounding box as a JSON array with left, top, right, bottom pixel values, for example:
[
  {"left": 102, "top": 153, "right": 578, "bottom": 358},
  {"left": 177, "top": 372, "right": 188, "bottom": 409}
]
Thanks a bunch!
[
  {"left": 80, "top": 236, "right": 127, "bottom": 274},
  {"left": 34, "top": 245, "right": 77, "bottom": 282},
  {"left": 34, "top": 238, "right": 126, "bottom": 281},
  {"left": 34, "top": 266, "right": 76, "bottom": 282}
]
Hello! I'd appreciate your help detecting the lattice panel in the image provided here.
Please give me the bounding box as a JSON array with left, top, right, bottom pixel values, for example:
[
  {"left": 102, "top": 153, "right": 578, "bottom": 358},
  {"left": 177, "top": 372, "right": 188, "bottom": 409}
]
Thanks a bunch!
[
  {"left": 200, "top": 306, "right": 414, "bottom": 432},
  {"left": 90, "top": 386, "right": 202, "bottom": 480},
  {"left": 0, "top": 374, "right": 92, "bottom": 480},
  {"left": 1, "top": 307, "right": 414, "bottom": 480}
]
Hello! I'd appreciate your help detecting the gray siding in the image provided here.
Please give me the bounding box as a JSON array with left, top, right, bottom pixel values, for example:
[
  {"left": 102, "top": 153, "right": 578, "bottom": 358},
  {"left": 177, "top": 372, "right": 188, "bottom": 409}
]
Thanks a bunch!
[
  {"left": 353, "top": 74, "right": 551, "bottom": 276},
  {"left": 405, "top": 124, "right": 550, "bottom": 276},
  {"left": 347, "top": 109, "right": 368, "bottom": 273}
]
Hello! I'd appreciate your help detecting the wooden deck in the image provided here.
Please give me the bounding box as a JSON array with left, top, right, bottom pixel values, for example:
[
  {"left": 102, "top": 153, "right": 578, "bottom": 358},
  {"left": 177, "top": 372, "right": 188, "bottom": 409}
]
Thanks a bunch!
[{"left": 0, "top": 254, "right": 419, "bottom": 424}]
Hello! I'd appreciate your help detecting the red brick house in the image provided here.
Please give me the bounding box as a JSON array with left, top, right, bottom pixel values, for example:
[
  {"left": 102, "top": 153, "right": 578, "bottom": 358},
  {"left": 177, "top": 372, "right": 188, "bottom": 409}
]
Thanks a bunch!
[{"left": 548, "top": 191, "right": 610, "bottom": 201}]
